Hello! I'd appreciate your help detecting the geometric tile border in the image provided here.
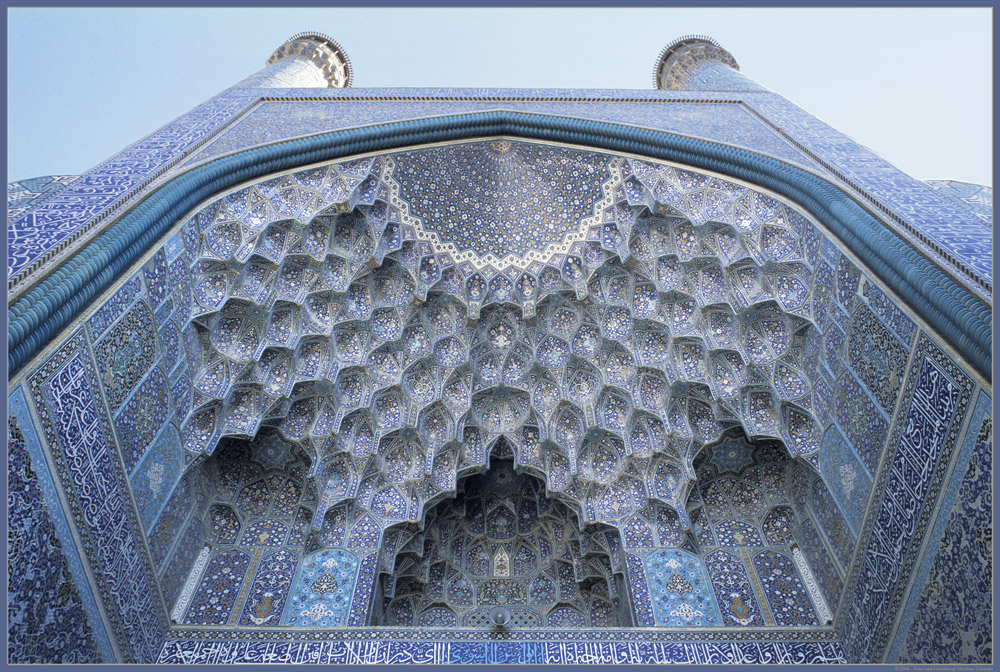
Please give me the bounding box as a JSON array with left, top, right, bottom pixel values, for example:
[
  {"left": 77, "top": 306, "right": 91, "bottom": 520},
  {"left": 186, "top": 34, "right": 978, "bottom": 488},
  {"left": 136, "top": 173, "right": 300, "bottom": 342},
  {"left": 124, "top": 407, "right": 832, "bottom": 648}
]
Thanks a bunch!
[{"left": 171, "top": 545, "right": 211, "bottom": 623}]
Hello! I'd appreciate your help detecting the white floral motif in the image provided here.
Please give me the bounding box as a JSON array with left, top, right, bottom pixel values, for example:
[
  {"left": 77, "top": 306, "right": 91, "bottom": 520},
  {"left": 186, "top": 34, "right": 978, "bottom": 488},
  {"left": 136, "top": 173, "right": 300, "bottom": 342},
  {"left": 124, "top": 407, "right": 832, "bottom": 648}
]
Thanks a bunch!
[
  {"left": 298, "top": 602, "right": 337, "bottom": 623},
  {"left": 147, "top": 461, "right": 165, "bottom": 496},
  {"left": 669, "top": 603, "right": 704, "bottom": 622},
  {"left": 839, "top": 463, "right": 857, "bottom": 497}
]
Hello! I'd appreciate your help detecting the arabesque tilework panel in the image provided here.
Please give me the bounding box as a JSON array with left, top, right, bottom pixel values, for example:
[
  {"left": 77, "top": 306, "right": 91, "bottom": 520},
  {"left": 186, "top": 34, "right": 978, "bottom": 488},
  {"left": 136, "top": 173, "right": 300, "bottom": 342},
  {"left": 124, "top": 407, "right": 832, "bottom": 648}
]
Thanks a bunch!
[
  {"left": 751, "top": 550, "right": 818, "bottom": 626},
  {"left": 818, "top": 425, "right": 871, "bottom": 536},
  {"left": 238, "top": 548, "right": 300, "bottom": 626},
  {"left": 840, "top": 335, "right": 974, "bottom": 663},
  {"left": 185, "top": 549, "right": 253, "bottom": 625},
  {"left": 833, "top": 369, "right": 888, "bottom": 476},
  {"left": 283, "top": 549, "right": 359, "bottom": 627},
  {"left": 130, "top": 422, "right": 185, "bottom": 532},
  {"left": 704, "top": 549, "right": 764, "bottom": 627},
  {"left": 7, "top": 401, "right": 104, "bottom": 663},
  {"left": 645, "top": 550, "right": 720, "bottom": 626},
  {"left": 27, "top": 332, "right": 166, "bottom": 662},
  {"left": 895, "top": 392, "right": 992, "bottom": 664}
]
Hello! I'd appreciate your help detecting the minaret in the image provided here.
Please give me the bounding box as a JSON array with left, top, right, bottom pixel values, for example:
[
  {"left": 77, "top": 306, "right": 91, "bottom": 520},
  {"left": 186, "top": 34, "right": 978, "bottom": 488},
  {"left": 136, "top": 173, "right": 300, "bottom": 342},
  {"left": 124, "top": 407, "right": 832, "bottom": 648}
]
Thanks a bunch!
[
  {"left": 232, "top": 32, "right": 352, "bottom": 89},
  {"left": 653, "top": 35, "right": 766, "bottom": 92}
]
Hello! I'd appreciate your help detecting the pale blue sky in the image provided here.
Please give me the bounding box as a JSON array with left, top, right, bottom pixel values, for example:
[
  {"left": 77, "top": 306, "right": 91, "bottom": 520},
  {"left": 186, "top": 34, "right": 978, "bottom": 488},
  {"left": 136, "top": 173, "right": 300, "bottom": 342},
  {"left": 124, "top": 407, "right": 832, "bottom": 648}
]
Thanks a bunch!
[{"left": 7, "top": 7, "right": 992, "bottom": 185}]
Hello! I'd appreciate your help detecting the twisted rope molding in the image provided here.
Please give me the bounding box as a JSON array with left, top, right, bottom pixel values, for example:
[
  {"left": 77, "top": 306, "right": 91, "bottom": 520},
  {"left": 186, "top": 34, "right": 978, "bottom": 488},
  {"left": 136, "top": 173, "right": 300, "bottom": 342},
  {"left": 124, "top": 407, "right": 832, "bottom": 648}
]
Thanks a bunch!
[{"left": 8, "top": 111, "right": 992, "bottom": 381}]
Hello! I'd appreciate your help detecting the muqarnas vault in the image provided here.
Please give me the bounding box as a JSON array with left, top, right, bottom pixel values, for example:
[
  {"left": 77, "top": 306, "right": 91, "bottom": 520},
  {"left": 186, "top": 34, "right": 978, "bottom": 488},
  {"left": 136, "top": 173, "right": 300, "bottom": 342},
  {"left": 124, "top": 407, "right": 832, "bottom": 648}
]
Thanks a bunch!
[{"left": 7, "top": 33, "right": 992, "bottom": 665}]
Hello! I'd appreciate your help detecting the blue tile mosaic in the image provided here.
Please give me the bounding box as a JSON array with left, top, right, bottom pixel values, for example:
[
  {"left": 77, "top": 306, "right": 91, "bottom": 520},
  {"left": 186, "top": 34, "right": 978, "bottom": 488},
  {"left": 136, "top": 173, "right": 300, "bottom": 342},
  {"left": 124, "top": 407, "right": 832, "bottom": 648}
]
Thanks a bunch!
[
  {"left": 157, "top": 638, "right": 846, "bottom": 664},
  {"left": 859, "top": 277, "right": 916, "bottom": 346},
  {"left": 115, "top": 365, "right": 170, "bottom": 473},
  {"left": 393, "top": 141, "right": 611, "bottom": 264},
  {"left": 8, "top": 409, "right": 103, "bottom": 663},
  {"left": 6, "top": 56, "right": 991, "bottom": 664},
  {"left": 7, "top": 174, "right": 80, "bottom": 221},
  {"left": 645, "top": 550, "right": 720, "bottom": 626},
  {"left": 346, "top": 552, "right": 379, "bottom": 626},
  {"left": 808, "top": 477, "right": 855, "bottom": 570},
  {"left": 833, "top": 253, "right": 860, "bottom": 312},
  {"left": 833, "top": 369, "right": 888, "bottom": 476},
  {"left": 818, "top": 424, "right": 871, "bottom": 535},
  {"left": 149, "top": 475, "right": 194, "bottom": 570},
  {"left": 28, "top": 331, "right": 165, "bottom": 662},
  {"left": 143, "top": 248, "right": 170, "bottom": 308},
  {"left": 164, "top": 230, "right": 186, "bottom": 261},
  {"left": 923, "top": 180, "right": 992, "bottom": 224},
  {"left": 686, "top": 62, "right": 769, "bottom": 92},
  {"left": 161, "top": 515, "right": 205, "bottom": 612},
  {"left": 795, "top": 517, "right": 843, "bottom": 612},
  {"left": 376, "top": 460, "right": 625, "bottom": 628},
  {"left": 745, "top": 94, "right": 991, "bottom": 289},
  {"left": 8, "top": 386, "right": 118, "bottom": 661},
  {"left": 239, "top": 548, "right": 299, "bottom": 626},
  {"left": 751, "top": 550, "right": 818, "bottom": 626},
  {"left": 86, "top": 274, "right": 142, "bottom": 341},
  {"left": 8, "top": 90, "right": 256, "bottom": 288},
  {"left": 283, "top": 549, "right": 359, "bottom": 627},
  {"left": 129, "top": 422, "right": 184, "bottom": 532},
  {"left": 158, "top": 318, "right": 182, "bottom": 373},
  {"left": 92, "top": 299, "right": 157, "bottom": 411},
  {"left": 185, "top": 549, "right": 253, "bottom": 625},
  {"left": 846, "top": 301, "right": 908, "bottom": 414},
  {"left": 840, "top": 335, "right": 973, "bottom": 663},
  {"left": 894, "top": 391, "right": 992, "bottom": 663},
  {"left": 181, "top": 96, "right": 823, "bottom": 175},
  {"left": 624, "top": 552, "right": 656, "bottom": 626},
  {"left": 704, "top": 549, "right": 765, "bottom": 626}
]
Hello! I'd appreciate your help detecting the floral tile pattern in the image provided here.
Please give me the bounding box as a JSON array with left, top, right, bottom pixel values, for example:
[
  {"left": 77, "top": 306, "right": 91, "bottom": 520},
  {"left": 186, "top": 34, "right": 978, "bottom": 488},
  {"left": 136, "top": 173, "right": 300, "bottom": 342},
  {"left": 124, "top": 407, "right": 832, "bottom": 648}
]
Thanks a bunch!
[
  {"left": 704, "top": 549, "right": 764, "bottom": 626},
  {"left": 238, "top": 548, "right": 299, "bottom": 626},
  {"left": 283, "top": 549, "right": 359, "bottom": 627},
  {"left": 645, "top": 549, "right": 720, "bottom": 626},
  {"left": 184, "top": 549, "right": 252, "bottom": 625},
  {"left": 752, "top": 550, "right": 818, "bottom": 626}
]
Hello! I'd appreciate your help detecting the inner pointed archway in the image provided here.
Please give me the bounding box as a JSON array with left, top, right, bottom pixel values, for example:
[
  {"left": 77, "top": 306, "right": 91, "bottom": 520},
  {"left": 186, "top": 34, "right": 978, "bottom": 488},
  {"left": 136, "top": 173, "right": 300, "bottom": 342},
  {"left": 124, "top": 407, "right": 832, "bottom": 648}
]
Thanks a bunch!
[{"left": 373, "top": 454, "right": 631, "bottom": 628}]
